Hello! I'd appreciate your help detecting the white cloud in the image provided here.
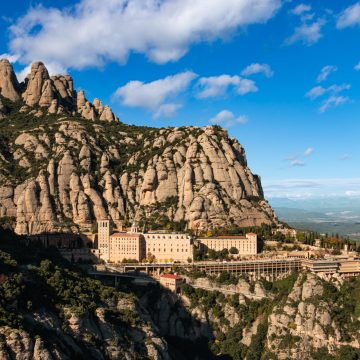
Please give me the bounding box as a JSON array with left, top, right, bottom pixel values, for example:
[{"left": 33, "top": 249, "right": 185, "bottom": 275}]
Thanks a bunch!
[
  {"left": 304, "top": 147, "right": 314, "bottom": 156},
  {"left": 209, "top": 110, "right": 248, "bottom": 127},
  {"left": 305, "top": 83, "right": 350, "bottom": 100},
  {"left": 236, "top": 78, "right": 258, "bottom": 95},
  {"left": 153, "top": 103, "right": 182, "bottom": 119},
  {"left": 0, "top": 53, "right": 20, "bottom": 63},
  {"left": 355, "top": 62, "right": 360, "bottom": 70},
  {"left": 114, "top": 71, "right": 196, "bottom": 111},
  {"left": 300, "top": 13, "right": 315, "bottom": 22},
  {"left": 317, "top": 65, "right": 337, "bottom": 83},
  {"left": 285, "top": 153, "right": 309, "bottom": 167},
  {"left": 196, "top": 75, "right": 258, "bottom": 98},
  {"left": 345, "top": 190, "right": 360, "bottom": 197},
  {"left": 305, "top": 86, "right": 326, "bottom": 100},
  {"left": 327, "top": 83, "right": 351, "bottom": 93},
  {"left": 8, "top": 0, "right": 281, "bottom": 70},
  {"left": 291, "top": 4, "right": 311, "bottom": 16},
  {"left": 263, "top": 178, "right": 360, "bottom": 199},
  {"left": 196, "top": 75, "right": 241, "bottom": 98},
  {"left": 337, "top": 2, "right": 360, "bottom": 29},
  {"left": 285, "top": 18, "right": 325, "bottom": 46},
  {"left": 241, "top": 63, "right": 273, "bottom": 77},
  {"left": 305, "top": 82, "right": 351, "bottom": 112},
  {"left": 290, "top": 159, "right": 305, "bottom": 167},
  {"left": 319, "top": 95, "right": 349, "bottom": 113}
]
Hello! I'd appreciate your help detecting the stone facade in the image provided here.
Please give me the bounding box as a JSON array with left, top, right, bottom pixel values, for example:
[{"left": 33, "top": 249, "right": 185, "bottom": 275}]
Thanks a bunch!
[
  {"left": 144, "top": 232, "right": 193, "bottom": 262},
  {"left": 109, "top": 233, "right": 146, "bottom": 262},
  {"left": 159, "top": 274, "right": 183, "bottom": 293},
  {"left": 97, "top": 221, "right": 194, "bottom": 263},
  {"left": 197, "top": 233, "right": 258, "bottom": 255},
  {"left": 98, "top": 219, "right": 112, "bottom": 261}
]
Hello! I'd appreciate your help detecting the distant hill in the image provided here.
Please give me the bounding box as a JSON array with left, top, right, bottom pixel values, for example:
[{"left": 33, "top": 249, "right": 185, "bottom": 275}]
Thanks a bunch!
[
  {"left": 274, "top": 207, "right": 334, "bottom": 223},
  {"left": 272, "top": 199, "right": 360, "bottom": 240}
]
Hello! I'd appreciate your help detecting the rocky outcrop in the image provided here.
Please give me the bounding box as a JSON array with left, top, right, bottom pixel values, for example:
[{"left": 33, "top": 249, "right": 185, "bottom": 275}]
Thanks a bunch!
[
  {"left": 22, "top": 61, "right": 51, "bottom": 106},
  {"left": 0, "top": 245, "right": 171, "bottom": 360},
  {"left": 0, "top": 58, "right": 277, "bottom": 234},
  {"left": 186, "top": 276, "right": 268, "bottom": 300},
  {"left": 0, "top": 120, "right": 276, "bottom": 234},
  {"left": 265, "top": 273, "right": 359, "bottom": 359},
  {"left": 140, "top": 289, "right": 214, "bottom": 342},
  {"left": 0, "top": 58, "right": 117, "bottom": 122},
  {"left": 0, "top": 59, "right": 20, "bottom": 101},
  {"left": 0, "top": 301, "right": 170, "bottom": 360}
]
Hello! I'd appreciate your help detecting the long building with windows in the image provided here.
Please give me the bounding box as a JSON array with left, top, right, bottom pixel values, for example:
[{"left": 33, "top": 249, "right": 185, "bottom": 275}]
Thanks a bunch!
[
  {"left": 109, "top": 233, "right": 146, "bottom": 263},
  {"left": 96, "top": 220, "right": 193, "bottom": 263},
  {"left": 197, "top": 233, "right": 258, "bottom": 255},
  {"left": 143, "top": 232, "right": 193, "bottom": 262}
]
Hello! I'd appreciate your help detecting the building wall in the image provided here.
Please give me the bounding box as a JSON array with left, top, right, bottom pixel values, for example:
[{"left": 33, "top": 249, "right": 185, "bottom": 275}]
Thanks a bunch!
[
  {"left": 97, "top": 221, "right": 195, "bottom": 263},
  {"left": 144, "top": 233, "right": 193, "bottom": 262},
  {"left": 159, "top": 277, "right": 183, "bottom": 292},
  {"left": 98, "top": 220, "right": 112, "bottom": 261},
  {"left": 339, "top": 260, "right": 360, "bottom": 274},
  {"left": 109, "top": 234, "right": 146, "bottom": 262},
  {"left": 197, "top": 233, "right": 258, "bottom": 255}
]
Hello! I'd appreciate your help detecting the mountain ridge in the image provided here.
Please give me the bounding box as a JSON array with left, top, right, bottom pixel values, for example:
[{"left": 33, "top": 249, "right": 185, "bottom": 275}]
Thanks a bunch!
[{"left": 0, "top": 59, "right": 277, "bottom": 235}]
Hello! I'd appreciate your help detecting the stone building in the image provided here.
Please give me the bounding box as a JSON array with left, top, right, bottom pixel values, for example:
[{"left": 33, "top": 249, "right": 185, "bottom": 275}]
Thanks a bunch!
[
  {"left": 159, "top": 273, "right": 183, "bottom": 293},
  {"left": 143, "top": 232, "right": 193, "bottom": 262},
  {"left": 97, "top": 219, "right": 112, "bottom": 261},
  {"left": 96, "top": 221, "right": 194, "bottom": 263},
  {"left": 197, "top": 233, "right": 258, "bottom": 255},
  {"left": 108, "top": 233, "right": 146, "bottom": 263}
]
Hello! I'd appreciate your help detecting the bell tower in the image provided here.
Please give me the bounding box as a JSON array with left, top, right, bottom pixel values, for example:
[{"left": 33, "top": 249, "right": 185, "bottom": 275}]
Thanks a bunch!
[
  {"left": 98, "top": 219, "right": 112, "bottom": 261},
  {"left": 130, "top": 221, "right": 139, "bottom": 233}
]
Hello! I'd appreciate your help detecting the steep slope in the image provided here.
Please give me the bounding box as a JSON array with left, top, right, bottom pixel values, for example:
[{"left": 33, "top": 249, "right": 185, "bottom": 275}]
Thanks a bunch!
[
  {"left": 0, "top": 229, "right": 169, "bottom": 359},
  {"left": 0, "top": 59, "right": 277, "bottom": 235},
  {"left": 138, "top": 272, "right": 360, "bottom": 360}
]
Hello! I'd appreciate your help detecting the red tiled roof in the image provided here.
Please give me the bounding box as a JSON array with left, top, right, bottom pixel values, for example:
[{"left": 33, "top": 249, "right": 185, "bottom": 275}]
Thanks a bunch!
[{"left": 160, "top": 273, "right": 182, "bottom": 280}]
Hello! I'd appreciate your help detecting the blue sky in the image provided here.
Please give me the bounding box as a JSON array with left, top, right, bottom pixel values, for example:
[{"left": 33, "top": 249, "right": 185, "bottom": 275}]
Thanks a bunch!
[{"left": 1, "top": 0, "right": 360, "bottom": 200}]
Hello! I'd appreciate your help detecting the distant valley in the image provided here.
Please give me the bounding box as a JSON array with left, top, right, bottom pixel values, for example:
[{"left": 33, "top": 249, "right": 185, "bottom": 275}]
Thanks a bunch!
[{"left": 271, "top": 197, "right": 360, "bottom": 240}]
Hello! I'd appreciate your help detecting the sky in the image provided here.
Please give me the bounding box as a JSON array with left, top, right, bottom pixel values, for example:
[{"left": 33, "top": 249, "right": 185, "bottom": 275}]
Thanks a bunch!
[{"left": 1, "top": 0, "right": 360, "bottom": 200}]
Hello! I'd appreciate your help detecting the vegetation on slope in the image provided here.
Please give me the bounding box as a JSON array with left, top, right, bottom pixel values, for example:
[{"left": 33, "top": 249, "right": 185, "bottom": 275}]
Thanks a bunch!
[{"left": 0, "top": 227, "right": 166, "bottom": 359}]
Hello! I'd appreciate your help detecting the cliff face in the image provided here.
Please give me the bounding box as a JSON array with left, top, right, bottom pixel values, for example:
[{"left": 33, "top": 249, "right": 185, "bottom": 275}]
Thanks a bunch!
[
  {"left": 0, "top": 59, "right": 277, "bottom": 235},
  {"left": 137, "top": 272, "right": 360, "bottom": 359},
  {"left": 265, "top": 273, "right": 360, "bottom": 359}
]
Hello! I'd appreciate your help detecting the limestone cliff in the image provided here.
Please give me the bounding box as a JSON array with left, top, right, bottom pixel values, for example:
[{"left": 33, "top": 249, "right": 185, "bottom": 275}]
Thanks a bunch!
[
  {"left": 0, "top": 59, "right": 277, "bottom": 235},
  {"left": 137, "top": 272, "right": 360, "bottom": 359}
]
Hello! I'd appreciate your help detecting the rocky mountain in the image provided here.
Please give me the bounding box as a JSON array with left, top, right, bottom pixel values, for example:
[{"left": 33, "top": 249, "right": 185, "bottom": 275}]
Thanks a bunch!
[{"left": 0, "top": 59, "right": 277, "bottom": 235}]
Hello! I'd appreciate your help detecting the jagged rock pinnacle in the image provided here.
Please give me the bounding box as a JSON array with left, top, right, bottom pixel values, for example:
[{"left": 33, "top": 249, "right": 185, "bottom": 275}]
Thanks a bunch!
[
  {"left": 0, "top": 58, "right": 20, "bottom": 101},
  {"left": 0, "top": 59, "right": 118, "bottom": 122},
  {"left": 22, "top": 62, "right": 50, "bottom": 106}
]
